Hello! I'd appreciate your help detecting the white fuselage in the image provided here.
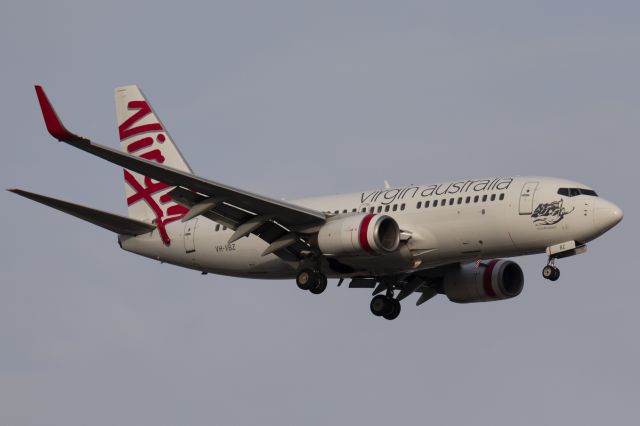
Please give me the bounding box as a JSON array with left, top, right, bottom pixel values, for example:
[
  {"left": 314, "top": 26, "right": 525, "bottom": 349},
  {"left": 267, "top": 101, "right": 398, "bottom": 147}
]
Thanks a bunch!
[{"left": 119, "top": 176, "right": 621, "bottom": 279}]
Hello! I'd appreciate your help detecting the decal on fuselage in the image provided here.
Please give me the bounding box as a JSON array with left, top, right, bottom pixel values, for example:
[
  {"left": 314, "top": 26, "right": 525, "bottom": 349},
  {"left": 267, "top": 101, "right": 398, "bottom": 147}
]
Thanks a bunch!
[
  {"left": 531, "top": 199, "right": 574, "bottom": 226},
  {"left": 360, "top": 177, "right": 514, "bottom": 205}
]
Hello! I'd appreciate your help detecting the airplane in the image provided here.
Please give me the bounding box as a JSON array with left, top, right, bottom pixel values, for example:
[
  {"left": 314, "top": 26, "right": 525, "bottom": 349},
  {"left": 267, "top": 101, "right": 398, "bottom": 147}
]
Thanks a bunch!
[{"left": 8, "top": 85, "right": 624, "bottom": 320}]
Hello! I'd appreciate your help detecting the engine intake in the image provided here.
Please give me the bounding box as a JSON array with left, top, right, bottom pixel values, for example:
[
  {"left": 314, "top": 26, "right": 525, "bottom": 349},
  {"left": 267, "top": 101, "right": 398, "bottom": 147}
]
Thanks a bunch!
[
  {"left": 317, "top": 213, "right": 400, "bottom": 256},
  {"left": 444, "top": 259, "right": 524, "bottom": 303}
]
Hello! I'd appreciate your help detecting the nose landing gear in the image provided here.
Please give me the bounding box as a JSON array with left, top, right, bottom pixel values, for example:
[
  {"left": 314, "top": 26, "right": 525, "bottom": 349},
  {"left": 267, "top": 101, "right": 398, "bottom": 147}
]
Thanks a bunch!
[
  {"left": 542, "top": 259, "right": 560, "bottom": 281},
  {"left": 541, "top": 241, "right": 588, "bottom": 282}
]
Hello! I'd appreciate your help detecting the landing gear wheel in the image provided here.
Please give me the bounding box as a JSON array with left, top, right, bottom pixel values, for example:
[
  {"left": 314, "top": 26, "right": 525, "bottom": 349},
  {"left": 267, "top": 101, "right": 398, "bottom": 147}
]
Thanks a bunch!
[
  {"left": 296, "top": 269, "right": 314, "bottom": 290},
  {"left": 542, "top": 265, "right": 560, "bottom": 281},
  {"left": 370, "top": 295, "right": 401, "bottom": 319},
  {"left": 309, "top": 273, "right": 328, "bottom": 294},
  {"left": 370, "top": 295, "right": 389, "bottom": 317},
  {"left": 542, "top": 265, "right": 555, "bottom": 280},
  {"left": 383, "top": 299, "right": 401, "bottom": 320}
]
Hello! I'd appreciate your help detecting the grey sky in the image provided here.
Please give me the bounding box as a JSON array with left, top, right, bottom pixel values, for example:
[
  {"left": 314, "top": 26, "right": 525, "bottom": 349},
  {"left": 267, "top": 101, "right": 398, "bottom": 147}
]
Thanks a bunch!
[{"left": 1, "top": 1, "right": 638, "bottom": 425}]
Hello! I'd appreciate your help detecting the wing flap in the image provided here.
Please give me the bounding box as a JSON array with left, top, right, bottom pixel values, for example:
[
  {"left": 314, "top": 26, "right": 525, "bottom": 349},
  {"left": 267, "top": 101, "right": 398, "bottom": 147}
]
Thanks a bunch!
[{"left": 8, "top": 189, "right": 156, "bottom": 236}]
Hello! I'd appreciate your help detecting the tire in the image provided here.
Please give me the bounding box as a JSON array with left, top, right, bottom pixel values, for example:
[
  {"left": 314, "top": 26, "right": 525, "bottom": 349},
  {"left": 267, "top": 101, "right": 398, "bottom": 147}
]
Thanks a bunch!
[
  {"left": 296, "top": 269, "right": 314, "bottom": 290},
  {"left": 370, "top": 295, "right": 389, "bottom": 316},
  {"left": 310, "top": 274, "right": 327, "bottom": 294},
  {"left": 542, "top": 265, "right": 555, "bottom": 280},
  {"left": 550, "top": 267, "right": 560, "bottom": 281},
  {"left": 383, "top": 299, "right": 401, "bottom": 320}
]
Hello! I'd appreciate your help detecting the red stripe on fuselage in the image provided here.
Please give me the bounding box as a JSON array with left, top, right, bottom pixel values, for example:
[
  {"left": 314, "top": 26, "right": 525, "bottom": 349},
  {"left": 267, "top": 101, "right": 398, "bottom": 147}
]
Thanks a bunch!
[
  {"left": 359, "top": 214, "right": 376, "bottom": 254},
  {"left": 483, "top": 259, "right": 499, "bottom": 298}
]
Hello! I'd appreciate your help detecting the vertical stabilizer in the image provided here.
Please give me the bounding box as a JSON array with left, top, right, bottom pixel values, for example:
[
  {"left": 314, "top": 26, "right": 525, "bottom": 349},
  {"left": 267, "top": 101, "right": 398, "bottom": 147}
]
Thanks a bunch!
[{"left": 115, "top": 85, "right": 191, "bottom": 245}]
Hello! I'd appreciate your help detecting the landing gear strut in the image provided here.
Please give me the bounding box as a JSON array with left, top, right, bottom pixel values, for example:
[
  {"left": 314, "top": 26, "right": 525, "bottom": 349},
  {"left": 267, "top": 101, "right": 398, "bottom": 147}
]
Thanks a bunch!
[
  {"left": 542, "top": 259, "right": 560, "bottom": 281},
  {"left": 296, "top": 268, "right": 327, "bottom": 294},
  {"left": 370, "top": 294, "right": 401, "bottom": 320}
]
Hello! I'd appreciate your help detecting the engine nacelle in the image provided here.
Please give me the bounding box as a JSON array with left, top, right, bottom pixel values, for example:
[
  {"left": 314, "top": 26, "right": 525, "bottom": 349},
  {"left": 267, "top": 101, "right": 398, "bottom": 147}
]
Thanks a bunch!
[
  {"left": 444, "top": 259, "right": 524, "bottom": 303},
  {"left": 317, "top": 213, "right": 400, "bottom": 256}
]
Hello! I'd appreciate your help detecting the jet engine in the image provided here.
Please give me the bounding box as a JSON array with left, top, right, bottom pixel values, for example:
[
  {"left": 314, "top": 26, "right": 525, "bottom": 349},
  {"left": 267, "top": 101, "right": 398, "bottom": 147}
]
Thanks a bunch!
[
  {"left": 443, "top": 259, "right": 524, "bottom": 303},
  {"left": 317, "top": 213, "right": 400, "bottom": 256}
]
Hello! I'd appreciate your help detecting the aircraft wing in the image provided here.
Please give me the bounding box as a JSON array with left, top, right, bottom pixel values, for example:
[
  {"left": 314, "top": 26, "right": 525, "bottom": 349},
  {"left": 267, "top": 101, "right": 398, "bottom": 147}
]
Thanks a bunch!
[
  {"left": 34, "top": 86, "right": 326, "bottom": 258},
  {"left": 8, "top": 188, "right": 156, "bottom": 236}
]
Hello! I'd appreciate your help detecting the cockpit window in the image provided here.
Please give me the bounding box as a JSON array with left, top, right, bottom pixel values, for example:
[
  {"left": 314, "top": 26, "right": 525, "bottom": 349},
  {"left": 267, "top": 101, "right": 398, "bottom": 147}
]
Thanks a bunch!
[{"left": 557, "top": 187, "right": 598, "bottom": 197}]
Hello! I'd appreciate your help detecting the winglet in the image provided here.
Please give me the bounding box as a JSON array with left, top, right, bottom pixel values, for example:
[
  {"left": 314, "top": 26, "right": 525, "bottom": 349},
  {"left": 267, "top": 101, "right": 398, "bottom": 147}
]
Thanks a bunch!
[{"left": 34, "top": 85, "right": 88, "bottom": 143}]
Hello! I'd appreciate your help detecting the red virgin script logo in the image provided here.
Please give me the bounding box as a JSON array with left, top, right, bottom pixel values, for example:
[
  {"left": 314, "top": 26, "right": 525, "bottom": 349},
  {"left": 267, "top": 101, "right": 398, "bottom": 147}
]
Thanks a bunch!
[{"left": 120, "top": 100, "right": 188, "bottom": 246}]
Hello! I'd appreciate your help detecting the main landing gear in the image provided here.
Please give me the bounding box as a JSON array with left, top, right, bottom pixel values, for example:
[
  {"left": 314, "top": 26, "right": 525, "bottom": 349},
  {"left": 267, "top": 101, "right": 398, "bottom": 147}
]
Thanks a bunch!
[
  {"left": 296, "top": 268, "right": 327, "bottom": 294},
  {"left": 542, "top": 258, "right": 560, "bottom": 282},
  {"left": 370, "top": 294, "right": 401, "bottom": 320}
]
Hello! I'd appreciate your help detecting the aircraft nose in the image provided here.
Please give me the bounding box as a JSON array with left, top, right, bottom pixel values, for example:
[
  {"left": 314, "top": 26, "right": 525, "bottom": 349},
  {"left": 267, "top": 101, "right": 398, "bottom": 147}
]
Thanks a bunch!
[{"left": 594, "top": 198, "right": 623, "bottom": 232}]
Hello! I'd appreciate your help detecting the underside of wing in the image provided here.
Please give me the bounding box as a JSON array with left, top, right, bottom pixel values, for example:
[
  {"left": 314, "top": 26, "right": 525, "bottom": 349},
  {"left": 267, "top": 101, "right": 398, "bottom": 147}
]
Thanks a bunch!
[{"left": 168, "top": 187, "right": 310, "bottom": 261}]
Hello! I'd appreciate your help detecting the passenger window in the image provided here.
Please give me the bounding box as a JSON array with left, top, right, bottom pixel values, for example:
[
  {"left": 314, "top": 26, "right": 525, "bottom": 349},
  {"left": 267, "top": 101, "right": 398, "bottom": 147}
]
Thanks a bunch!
[
  {"left": 425, "top": 200, "right": 430, "bottom": 208},
  {"left": 466, "top": 196, "right": 471, "bottom": 204},
  {"left": 370, "top": 207, "right": 375, "bottom": 213},
  {"left": 499, "top": 193, "right": 505, "bottom": 200},
  {"left": 352, "top": 208, "right": 356, "bottom": 213},
  {"left": 449, "top": 198, "right": 454, "bottom": 205},
  {"left": 223, "top": 226, "right": 227, "bottom": 230},
  {"left": 361, "top": 207, "right": 366, "bottom": 213},
  {"left": 433, "top": 200, "right": 438, "bottom": 207},
  {"left": 385, "top": 205, "right": 390, "bottom": 212},
  {"left": 334, "top": 210, "right": 339, "bottom": 214},
  {"left": 457, "top": 197, "right": 462, "bottom": 204},
  {"left": 400, "top": 203, "right": 406, "bottom": 211},
  {"left": 392, "top": 204, "right": 398, "bottom": 211},
  {"left": 417, "top": 201, "right": 422, "bottom": 209},
  {"left": 215, "top": 224, "right": 220, "bottom": 231},
  {"left": 482, "top": 195, "right": 487, "bottom": 202},
  {"left": 441, "top": 199, "right": 446, "bottom": 206},
  {"left": 377, "top": 206, "right": 383, "bottom": 213},
  {"left": 474, "top": 196, "right": 479, "bottom": 203},
  {"left": 490, "top": 194, "right": 496, "bottom": 201}
]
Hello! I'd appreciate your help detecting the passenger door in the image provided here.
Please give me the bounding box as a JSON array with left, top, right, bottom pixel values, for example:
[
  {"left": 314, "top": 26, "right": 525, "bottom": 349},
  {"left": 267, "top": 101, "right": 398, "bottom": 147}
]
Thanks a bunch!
[{"left": 519, "top": 182, "right": 539, "bottom": 215}]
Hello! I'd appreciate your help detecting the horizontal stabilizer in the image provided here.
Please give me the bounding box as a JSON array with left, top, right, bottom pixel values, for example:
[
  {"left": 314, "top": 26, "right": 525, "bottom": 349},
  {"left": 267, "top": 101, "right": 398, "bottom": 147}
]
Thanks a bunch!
[{"left": 8, "top": 189, "right": 156, "bottom": 236}]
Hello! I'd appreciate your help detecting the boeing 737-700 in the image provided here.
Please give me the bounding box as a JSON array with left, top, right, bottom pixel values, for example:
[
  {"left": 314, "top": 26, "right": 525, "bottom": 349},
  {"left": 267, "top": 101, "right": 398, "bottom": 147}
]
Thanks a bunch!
[{"left": 8, "top": 86, "right": 623, "bottom": 320}]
